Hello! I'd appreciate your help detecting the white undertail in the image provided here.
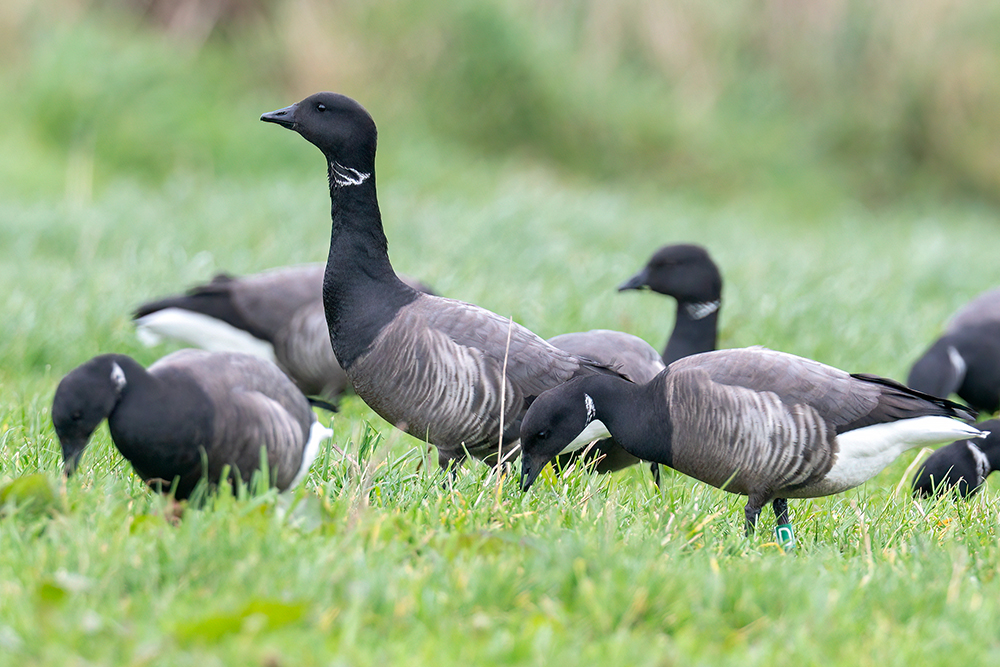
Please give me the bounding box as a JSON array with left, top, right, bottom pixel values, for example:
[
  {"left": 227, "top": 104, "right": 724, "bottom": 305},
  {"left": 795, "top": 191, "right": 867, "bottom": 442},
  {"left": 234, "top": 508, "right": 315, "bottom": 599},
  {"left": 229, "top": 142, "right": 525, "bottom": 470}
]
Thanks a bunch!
[
  {"left": 821, "top": 416, "right": 985, "bottom": 494},
  {"left": 288, "top": 421, "right": 333, "bottom": 489},
  {"left": 135, "top": 309, "right": 278, "bottom": 362}
]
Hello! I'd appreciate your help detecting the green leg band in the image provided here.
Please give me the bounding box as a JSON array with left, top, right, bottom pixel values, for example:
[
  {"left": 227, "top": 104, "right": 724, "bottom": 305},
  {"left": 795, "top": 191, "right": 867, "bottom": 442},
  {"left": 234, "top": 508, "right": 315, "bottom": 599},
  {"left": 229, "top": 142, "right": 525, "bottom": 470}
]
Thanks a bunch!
[{"left": 776, "top": 523, "right": 796, "bottom": 550}]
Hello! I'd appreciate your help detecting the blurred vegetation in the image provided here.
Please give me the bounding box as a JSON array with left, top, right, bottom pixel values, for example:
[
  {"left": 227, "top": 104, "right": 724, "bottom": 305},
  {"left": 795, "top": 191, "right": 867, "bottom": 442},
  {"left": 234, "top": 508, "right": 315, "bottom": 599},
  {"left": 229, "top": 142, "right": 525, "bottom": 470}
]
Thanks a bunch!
[{"left": 4, "top": 0, "right": 1000, "bottom": 207}]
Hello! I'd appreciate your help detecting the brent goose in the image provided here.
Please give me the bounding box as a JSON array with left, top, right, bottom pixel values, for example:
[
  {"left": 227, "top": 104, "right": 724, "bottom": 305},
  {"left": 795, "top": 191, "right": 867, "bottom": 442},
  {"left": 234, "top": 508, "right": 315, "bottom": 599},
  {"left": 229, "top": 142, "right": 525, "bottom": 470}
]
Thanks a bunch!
[
  {"left": 52, "top": 350, "right": 331, "bottom": 499},
  {"left": 132, "top": 263, "right": 435, "bottom": 407},
  {"left": 547, "top": 329, "right": 665, "bottom": 477},
  {"left": 908, "top": 287, "right": 1000, "bottom": 414},
  {"left": 618, "top": 244, "right": 721, "bottom": 364},
  {"left": 261, "top": 92, "right": 622, "bottom": 470},
  {"left": 912, "top": 419, "right": 999, "bottom": 498},
  {"left": 520, "top": 346, "right": 982, "bottom": 538}
]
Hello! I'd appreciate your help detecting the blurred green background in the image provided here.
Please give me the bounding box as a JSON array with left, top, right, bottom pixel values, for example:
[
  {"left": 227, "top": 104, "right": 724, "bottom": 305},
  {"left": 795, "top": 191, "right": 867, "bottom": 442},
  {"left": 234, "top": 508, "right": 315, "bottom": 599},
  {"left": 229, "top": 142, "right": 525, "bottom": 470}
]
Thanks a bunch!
[{"left": 6, "top": 0, "right": 1000, "bottom": 208}]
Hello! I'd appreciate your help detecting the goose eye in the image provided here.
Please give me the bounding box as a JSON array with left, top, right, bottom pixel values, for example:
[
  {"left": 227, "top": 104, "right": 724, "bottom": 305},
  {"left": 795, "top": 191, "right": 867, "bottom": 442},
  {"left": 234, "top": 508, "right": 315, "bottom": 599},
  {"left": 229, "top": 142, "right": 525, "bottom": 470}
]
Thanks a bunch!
[
  {"left": 536, "top": 429, "right": 549, "bottom": 441},
  {"left": 316, "top": 103, "right": 327, "bottom": 112}
]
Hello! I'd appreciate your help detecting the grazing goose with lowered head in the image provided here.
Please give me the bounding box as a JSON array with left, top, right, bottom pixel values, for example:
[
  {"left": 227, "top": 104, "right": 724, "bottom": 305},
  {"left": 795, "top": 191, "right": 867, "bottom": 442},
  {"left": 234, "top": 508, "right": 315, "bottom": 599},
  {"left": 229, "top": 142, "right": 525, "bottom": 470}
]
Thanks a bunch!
[
  {"left": 260, "top": 92, "right": 622, "bottom": 470},
  {"left": 618, "top": 244, "right": 721, "bottom": 364},
  {"left": 547, "top": 330, "right": 665, "bottom": 477},
  {"left": 132, "top": 263, "right": 435, "bottom": 408},
  {"left": 908, "top": 287, "right": 1000, "bottom": 414},
  {"left": 520, "top": 346, "right": 983, "bottom": 538},
  {"left": 52, "top": 350, "right": 331, "bottom": 499},
  {"left": 912, "top": 419, "right": 1000, "bottom": 498}
]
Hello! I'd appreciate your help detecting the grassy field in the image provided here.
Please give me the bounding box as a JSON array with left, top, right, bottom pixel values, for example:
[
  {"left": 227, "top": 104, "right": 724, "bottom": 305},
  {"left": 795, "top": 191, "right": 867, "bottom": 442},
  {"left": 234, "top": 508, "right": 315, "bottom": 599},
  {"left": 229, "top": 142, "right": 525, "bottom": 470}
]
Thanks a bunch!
[{"left": 5, "top": 4, "right": 1000, "bottom": 666}]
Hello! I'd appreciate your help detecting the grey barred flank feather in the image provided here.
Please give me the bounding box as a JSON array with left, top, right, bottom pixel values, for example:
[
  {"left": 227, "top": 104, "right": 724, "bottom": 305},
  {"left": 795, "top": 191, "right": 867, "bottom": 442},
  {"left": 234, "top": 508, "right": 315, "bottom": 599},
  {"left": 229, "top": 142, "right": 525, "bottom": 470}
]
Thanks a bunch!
[
  {"left": 665, "top": 367, "right": 835, "bottom": 495},
  {"left": 347, "top": 296, "right": 587, "bottom": 464}
]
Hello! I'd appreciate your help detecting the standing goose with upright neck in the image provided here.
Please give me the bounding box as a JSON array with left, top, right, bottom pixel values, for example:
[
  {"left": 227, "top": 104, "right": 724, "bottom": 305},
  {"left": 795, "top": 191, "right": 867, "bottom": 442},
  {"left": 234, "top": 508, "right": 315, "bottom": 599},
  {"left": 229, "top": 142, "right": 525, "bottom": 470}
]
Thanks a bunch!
[
  {"left": 261, "top": 92, "right": 621, "bottom": 469},
  {"left": 520, "top": 346, "right": 984, "bottom": 538},
  {"left": 618, "top": 244, "right": 722, "bottom": 364}
]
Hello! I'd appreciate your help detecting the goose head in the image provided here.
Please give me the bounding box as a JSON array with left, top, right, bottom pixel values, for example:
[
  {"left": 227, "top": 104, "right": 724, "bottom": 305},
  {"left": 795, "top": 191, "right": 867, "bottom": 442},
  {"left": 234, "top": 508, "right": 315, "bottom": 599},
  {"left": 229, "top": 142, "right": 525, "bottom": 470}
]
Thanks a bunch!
[
  {"left": 261, "top": 92, "right": 377, "bottom": 176},
  {"left": 52, "top": 354, "right": 129, "bottom": 476},
  {"left": 618, "top": 243, "right": 721, "bottom": 303},
  {"left": 520, "top": 379, "right": 597, "bottom": 492}
]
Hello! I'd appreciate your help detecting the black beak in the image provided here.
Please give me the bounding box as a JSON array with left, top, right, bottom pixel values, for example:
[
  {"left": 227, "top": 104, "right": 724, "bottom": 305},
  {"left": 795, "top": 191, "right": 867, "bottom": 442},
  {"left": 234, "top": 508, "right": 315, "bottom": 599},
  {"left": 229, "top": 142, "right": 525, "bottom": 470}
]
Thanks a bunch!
[
  {"left": 260, "top": 103, "right": 298, "bottom": 129},
  {"left": 520, "top": 459, "right": 539, "bottom": 492},
  {"left": 61, "top": 445, "right": 85, "bottom": 477},
  {"left": 617, "top": 270, "right": 649, "bottom": 292}
]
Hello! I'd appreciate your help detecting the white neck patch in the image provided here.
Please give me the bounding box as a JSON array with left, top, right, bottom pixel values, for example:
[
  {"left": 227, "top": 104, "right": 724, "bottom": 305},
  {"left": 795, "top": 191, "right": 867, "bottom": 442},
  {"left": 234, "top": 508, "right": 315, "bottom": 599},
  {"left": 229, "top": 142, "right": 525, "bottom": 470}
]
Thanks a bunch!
[
  {"left": 330, "top": 161, "right": 371, "bottom": 187},
  {"left": 110, "top": 362, "right": 127, "bottom": 393},
  {"left": 583, "top": 393, "right": 596, "bottom": 425},
  {"left": 967, "top": 441, "right": 990, "bottom": 483},
  {"left": 947, "top": 345, "right": 967, "bottom": 382},
  {"left": 685, "top": 300, "right": 720, "bottom": 320}
]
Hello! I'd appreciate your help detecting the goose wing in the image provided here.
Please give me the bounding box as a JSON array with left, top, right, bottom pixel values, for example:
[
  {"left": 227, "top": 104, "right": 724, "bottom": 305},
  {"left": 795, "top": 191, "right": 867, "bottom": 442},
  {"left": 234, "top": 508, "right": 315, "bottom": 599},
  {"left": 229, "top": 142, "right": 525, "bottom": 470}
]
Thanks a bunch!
[
  {"left": 152, "top": 350, "right": 314, "bottom": 489},
  {"left": 548, "top": 330, "right": 665, "bottom": 384}
]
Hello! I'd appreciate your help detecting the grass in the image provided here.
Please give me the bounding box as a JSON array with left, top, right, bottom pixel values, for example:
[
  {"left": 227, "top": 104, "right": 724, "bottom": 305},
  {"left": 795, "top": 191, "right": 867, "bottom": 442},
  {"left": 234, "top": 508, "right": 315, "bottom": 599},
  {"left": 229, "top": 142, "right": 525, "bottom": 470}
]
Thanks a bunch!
[
  {"left": 5, "top": 5, "right": 1000, "bottom": 666},
  {"left": 4, "top": 150, "right": 1000, "bottom": 665}
]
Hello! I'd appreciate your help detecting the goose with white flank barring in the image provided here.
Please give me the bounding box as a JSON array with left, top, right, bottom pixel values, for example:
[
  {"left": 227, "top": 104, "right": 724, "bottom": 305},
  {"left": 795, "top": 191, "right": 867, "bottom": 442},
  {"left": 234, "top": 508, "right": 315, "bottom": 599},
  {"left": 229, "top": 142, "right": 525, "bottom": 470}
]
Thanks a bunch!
[
  {"left": 132, "top": 263, "right": 436, "bottom": 408},
  {"left": 52, "top": 350, "right": 331, "bottom": 499},
  {"left": 617, "top": 243, "right": 722, "bottom": 364},
  {"left": 520, "top": 346, "right": 983, "bottom": 541},
  {"left": 261, "top": 92, "right": 623, "bottom": 470},
  {"left": 912, "top": 418, "right": 1000, "bottom": 498},
  {"left": 908, "top": 287, "right": 1000, "bottom": 414}
]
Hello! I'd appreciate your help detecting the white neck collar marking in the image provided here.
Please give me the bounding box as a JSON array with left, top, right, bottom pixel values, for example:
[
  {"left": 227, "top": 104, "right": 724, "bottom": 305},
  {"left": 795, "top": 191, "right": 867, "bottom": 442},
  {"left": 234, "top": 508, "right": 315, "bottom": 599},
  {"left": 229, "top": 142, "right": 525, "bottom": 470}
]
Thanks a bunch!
[
  {"left": 110, "top": 362, "right": 127, "bottom": 392},
  {"left": 330, "top": 161, "right": 371, "bottom": 187},
  {"left": 967, "top": 441, "right": 990, "bottom": 483},
  {"left": 583, "top": 393, "right": 596, "bottom": 425},
  {"left": 947, "top": 345, "right": 967, "bottom": 381},
  {"left": 685, "top": 300, "right": 720, "bottom": 321}
]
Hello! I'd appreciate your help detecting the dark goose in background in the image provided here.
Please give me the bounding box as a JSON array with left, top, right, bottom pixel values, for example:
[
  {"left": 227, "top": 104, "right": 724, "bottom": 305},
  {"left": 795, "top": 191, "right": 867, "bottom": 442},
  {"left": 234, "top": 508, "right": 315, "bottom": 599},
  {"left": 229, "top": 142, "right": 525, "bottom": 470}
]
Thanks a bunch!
[
  {"left": 261, "top": 92, "right": 622, "bottom": 470},
  {"left": 520, "top": 346, "right": 982, "bottom": 536},
  {"left": 912, "top": 418, "right": 1000, "bottom": 498},
  {"left": 52, "top": 350, "right": 331, "bottom": 499},
  {"left": 908, "top": 287, "right": 1000, "bottom": 414},
  {"left": 618, "top": 243, "right": 722, "bottom": 364},
  {"left": 132, "top": 263, "right": 435, "bottom": 407}
]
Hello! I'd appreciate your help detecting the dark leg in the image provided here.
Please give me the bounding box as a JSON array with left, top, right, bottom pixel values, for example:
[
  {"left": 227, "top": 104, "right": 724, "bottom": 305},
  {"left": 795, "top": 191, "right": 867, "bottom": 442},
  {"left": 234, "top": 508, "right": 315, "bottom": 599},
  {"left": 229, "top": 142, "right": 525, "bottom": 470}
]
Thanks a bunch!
[
  {"left": 772, "top": 498, "right": 789, "bottom": 524},
  {"left": 772, "top": 497, "right": 795, "bottom": 549},
  {"left": 744, "top": 499, "right": 764, "bottom": 536},
  {"left": 649, "top": 462, "right": 661, "bottom": 488}
]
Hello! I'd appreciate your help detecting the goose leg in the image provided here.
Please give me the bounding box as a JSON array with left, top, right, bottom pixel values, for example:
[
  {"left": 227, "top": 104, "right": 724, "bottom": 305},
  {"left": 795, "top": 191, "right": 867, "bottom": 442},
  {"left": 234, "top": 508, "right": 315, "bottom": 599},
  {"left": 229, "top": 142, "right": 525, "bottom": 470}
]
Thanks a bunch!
[
  {"left": 649, "top": 462, "right": 661, "bottom": 488},
  {"left": 744, "top": 497, "right": 764, "bottom": 536},
  {"left": 772, "top": 497, "right": 795, "bottom": 549}
]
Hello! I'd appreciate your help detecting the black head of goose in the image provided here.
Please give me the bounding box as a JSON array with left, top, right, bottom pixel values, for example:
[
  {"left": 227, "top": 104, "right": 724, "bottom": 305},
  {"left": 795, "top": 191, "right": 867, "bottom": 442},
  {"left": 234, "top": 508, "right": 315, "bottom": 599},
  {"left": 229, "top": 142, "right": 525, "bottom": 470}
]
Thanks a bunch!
[
  {"left": 546, "top": 329, "right": 665, "bottom": 478},
  {"left": 908, "top": 288, "right": 1000, "bottom": 415},
  {"left": 261, "top": 92, "right": 623, "bottom": 470},
  {"left": 132, "top": 263, "right": 435, "bottom": 408},
  {"left": 618, "top": 243, "right": 722, "bottom": 364},
  {"left": 52, "top": 350, "right": 331, "bottom": 499},
  {"left": 912, "top": 418, "right": 1000, "bottom": 498},
  {"left": 520, "top": 346, "right": 983, "bottom": 539}
]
